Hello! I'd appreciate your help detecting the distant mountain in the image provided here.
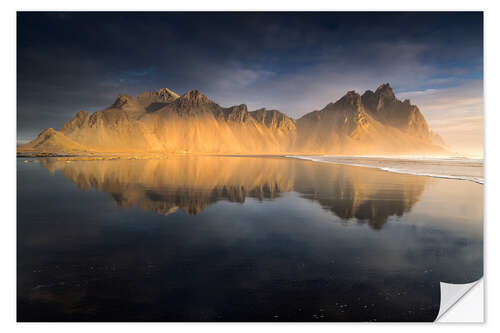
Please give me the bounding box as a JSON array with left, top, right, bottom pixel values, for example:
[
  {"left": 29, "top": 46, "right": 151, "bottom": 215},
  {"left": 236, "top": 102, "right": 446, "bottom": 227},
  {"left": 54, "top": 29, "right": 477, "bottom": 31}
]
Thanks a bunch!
[
  {"left": 295, "top": 84, "right": 444, "bottom": 154},
  {"left": 20, "top": 128, "right": 87, "bottom": 154},
  {"left": 18, "top": 83, "right": 446, "bottom": 155}
]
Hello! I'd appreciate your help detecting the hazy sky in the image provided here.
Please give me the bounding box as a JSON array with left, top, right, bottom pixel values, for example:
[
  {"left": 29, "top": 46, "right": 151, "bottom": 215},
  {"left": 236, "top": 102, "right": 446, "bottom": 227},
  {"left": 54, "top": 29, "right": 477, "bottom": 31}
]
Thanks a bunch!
[{"left": 17, "top": 12, "right": 483, "bottom": 155}]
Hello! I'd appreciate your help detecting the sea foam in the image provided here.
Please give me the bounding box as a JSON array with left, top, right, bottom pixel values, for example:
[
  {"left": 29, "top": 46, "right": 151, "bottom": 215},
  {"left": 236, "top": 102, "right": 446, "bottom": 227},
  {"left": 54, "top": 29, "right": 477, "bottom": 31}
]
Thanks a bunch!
[{"left": 285, "top": 155, "right": 484, "bottom": 184}]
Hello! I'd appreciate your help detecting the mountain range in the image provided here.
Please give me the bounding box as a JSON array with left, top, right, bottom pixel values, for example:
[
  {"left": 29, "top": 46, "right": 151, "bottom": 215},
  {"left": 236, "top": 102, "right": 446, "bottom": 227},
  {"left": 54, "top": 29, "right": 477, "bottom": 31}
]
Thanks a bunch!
[{"left": 18, "top": 83, "right": 446, "bottom": 155}]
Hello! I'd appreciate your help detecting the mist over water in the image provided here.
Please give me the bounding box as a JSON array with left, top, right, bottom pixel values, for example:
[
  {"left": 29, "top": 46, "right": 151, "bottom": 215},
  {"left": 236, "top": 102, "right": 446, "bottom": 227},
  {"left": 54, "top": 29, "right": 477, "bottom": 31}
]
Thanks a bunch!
[{"left": 17, "top": 156, "right": 483, "bottom": 321}]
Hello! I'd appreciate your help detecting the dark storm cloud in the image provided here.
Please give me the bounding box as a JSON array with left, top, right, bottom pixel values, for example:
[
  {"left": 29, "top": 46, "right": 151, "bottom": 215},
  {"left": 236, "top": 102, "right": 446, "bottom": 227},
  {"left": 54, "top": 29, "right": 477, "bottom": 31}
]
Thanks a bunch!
[{"left": 17, "top": 12, "right": 483, "bottom": 142}]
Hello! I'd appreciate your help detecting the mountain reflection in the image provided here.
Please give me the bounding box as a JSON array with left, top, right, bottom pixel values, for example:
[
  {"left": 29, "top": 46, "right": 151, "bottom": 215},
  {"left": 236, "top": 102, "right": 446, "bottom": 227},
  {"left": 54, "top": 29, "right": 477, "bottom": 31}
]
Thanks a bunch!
[{"left": 39, "top": 156, "right": 427, "bottom": 229}]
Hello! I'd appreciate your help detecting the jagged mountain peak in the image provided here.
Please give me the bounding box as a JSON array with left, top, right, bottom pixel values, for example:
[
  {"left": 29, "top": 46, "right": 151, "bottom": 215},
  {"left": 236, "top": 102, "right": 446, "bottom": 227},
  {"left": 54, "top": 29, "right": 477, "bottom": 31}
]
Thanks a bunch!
[
  {"left": 251, "top": 107, "right": 292, "bottom": 118},
  {"left": 137, "top": 88, "right": 180, "bottom": 112},
  {"left": 154, "top": 87, "right": 180, "bottom": 99},
  {"left": 181, "top": 89, "right": 210, "bottom": 100},
  {"left": 250, "top": 108, "right": 296, "bottom": 130},
  {"left": 340, "top": 90, "right": 361, "bottom": 101},
  {"left": 360, "top": 83, "right": 430, "bottom": 138},
  {"left": 251, "top": 108, "right": 294, "bottom": 123},
  {"left": 214, "top": 104, "right": 249, "bottom": 122},
  {"left": 227, "top": 104, "right": 249, "bottom": 112},
  {"left": 138, "top": 87, "right": 180, "bottom": 102},
  {"left": 374, "top": 83, "right": 395, "bottom": 99},
  {"left": 252, "top": 107, "right": 282, "bottom": 114},
  {"left": 176, "top": 90, "right": 215, "bottom": 108},
  {"left": 330, "top": 90, "right": 362, "bottom": 110},
  {"left": 111, "top": 94, "right": 139, "bottom": 109},
  {"left": 361, "top": 89, "right": 374, "bottom": 98},
  {"left": 362, "top": 83, "right": 399, "bottom": 113},
  {"left": 74, "top": 110, "right": 90, "bottom": 118},
  {"left": 39, "top": 127, "right": 57, "bottom": 137}
]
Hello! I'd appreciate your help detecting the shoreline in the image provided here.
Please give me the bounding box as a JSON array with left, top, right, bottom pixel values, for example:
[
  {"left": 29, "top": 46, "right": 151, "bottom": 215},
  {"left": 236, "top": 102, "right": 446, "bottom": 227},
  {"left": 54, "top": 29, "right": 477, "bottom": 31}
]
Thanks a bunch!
[
  {"left": 16, "top": 151, "right": 477, "bottom": 159},
  {"left": 17, "top": 152, "right": 484, "bottom": 185},
  {"left": 284, "top": 155, "right": 484, "bottom": 185}
]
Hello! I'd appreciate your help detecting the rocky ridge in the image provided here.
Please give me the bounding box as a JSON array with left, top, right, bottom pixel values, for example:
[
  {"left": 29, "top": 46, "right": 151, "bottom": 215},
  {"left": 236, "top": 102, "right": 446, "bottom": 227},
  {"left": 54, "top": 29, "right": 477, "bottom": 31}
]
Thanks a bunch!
[{"left": 18, "top": 83, "right": 446, "bottom": 155}]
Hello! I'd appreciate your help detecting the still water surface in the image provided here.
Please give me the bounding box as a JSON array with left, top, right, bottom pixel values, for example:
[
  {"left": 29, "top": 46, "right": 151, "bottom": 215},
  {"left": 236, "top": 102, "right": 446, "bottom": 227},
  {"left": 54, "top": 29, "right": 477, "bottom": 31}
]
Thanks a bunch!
[{"left": 17, "top": 156, "right": 483, "bottom": 321}]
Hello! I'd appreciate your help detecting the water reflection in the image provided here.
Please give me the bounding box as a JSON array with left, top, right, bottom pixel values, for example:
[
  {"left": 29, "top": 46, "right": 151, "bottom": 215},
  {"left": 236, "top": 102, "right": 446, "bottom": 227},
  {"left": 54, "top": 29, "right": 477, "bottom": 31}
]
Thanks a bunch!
[
  {"left": 40, "top": 156, "right": 427, "bottom": 229},
  {"left": 18, "top": 156, "right": 483, "bottom": 321}
]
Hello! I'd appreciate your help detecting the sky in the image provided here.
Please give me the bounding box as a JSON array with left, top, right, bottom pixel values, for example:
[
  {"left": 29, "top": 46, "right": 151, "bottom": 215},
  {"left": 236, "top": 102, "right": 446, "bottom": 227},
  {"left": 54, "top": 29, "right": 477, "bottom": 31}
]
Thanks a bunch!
[{"left": 17, "top": 12, "right": 483, "bottom": 156}]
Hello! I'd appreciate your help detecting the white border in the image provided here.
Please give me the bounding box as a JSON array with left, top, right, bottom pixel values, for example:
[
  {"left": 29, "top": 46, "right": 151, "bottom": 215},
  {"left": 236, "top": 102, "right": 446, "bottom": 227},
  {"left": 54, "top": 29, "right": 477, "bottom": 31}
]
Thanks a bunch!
[{"left": 2, "top": 1, "right": 498, "bottom": 332}]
